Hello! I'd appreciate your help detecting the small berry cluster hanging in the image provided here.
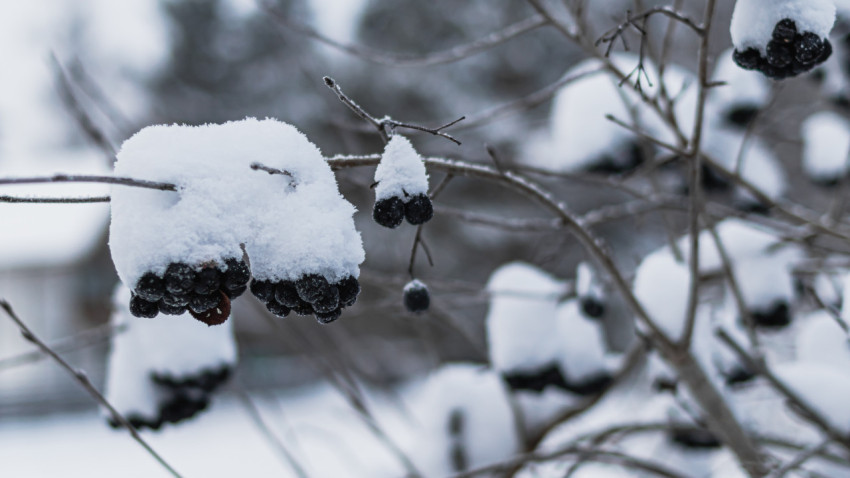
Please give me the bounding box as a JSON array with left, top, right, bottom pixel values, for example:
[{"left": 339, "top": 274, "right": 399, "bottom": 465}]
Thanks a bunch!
[
  {"left": 734, "top": 19, "right": 832, "bottom": 79},
  {"left": 372, "top": 135, "right": 434, "bottom": 229}
]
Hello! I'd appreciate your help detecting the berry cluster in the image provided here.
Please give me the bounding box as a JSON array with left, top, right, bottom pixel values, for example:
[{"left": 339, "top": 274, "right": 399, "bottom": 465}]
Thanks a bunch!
[
  {"left": 373, "top": 192, "right": 434, "bottom": 229},
  {"left": 403, "top": 279, "right": 430, "bottom": 313},
  {"left": 109, "top": 366, "right": 231, "bottom": 431},
  {"left": 734, "top": 19, "right": 832, "bottom": 79},
  {"left": 129, "top": 258, "right": 250, "bottom": 326},
  {"left": 750, "top": 301, "right": 790, "bottom": 328},
  {"left": 670, "top": 427, "right": 721, "bottom": 449},
  {"left": 250, "top": 274, "right": 361, "bottom": 324},
  {"left": 502, "top": 363, "right": 612, "bottom": 396}
]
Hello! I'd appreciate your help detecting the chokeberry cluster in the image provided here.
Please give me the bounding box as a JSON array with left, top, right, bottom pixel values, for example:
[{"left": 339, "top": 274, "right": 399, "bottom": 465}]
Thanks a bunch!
[
  {"left": 119, "top": 365, "right": 233, "bottom": 430},
  {"left": 373, "top": 192, "right": 434, "bottom": 229},
  {"left": 501, "top": 363, "right": 612, "bottom": 396},
  {"left": 250, "top": 274, "right": 361, "bottom": 324},
  {"left": 734, "top": 19, "right": 832, "bottom": 79},
  {"left": 129, "top": 258, "right": 250, "bottom": 326}
]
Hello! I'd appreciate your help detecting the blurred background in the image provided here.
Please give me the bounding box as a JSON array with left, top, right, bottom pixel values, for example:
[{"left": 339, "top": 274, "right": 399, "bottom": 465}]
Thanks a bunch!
[{"left": 0, "top": 0, "right": 845, "bottom": 475}]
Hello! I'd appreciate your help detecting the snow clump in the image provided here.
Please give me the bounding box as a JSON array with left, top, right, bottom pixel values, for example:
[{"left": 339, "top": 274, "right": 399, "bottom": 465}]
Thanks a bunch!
[{"left": 372, "top": 135, "right": 433, "bottom": 228}]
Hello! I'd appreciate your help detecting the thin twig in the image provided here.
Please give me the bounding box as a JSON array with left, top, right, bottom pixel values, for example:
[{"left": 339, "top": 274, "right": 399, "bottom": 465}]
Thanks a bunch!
[
  {"left": 0, "top": 195, "right": 111, "bottom": 203},
  {"left": 0, "top": 300, "right": 182, "bottom": 478},
  {"left": 771, "top": 438, "right": 833, "bottom": 478},
  {"left": 0, "top": 174, "right": 177, "bottom": 191}
]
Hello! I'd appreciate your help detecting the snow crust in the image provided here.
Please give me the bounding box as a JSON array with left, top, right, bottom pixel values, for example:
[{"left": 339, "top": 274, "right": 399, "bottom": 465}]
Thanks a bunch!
[
  {"left": 403, "top": 363, "right": 520, "bottom": 476},
  {"left": 633, "top": 250, "right": 691, "bottom": 339},
  {"left": 731, "top": 0, "right": 836, "bottom": 54},
  {"left": 374, "top": 135, "right": 429, "bottom": 201},
  {"left": 801, "top": 111, "right": 850, "bottom": 182},
  {"left": 104, "top": 285, "right": 236, "bottom": 422},
  {"left": 109, "top": 118, "right": 364, "bottom": 288},
  {"left": 485, "top": 262, "right": 565, "bottom": 373}
]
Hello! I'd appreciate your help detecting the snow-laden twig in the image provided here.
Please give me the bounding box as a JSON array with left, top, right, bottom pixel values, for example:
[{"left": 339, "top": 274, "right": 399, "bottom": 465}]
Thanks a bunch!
[
  {"left": 0, "top": 174, "right": 177, "bottom": 191},
  {"left": 0, "top": 195, "right": 111, "bottom": 203},
  {"left": 0, "top": 300, "right": 183, "bottom": 478}
]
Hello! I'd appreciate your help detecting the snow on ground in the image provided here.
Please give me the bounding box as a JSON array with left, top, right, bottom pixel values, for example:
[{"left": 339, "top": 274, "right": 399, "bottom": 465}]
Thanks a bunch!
[{"left": 0, "top": 384, "right": 411, "bottom": 478}]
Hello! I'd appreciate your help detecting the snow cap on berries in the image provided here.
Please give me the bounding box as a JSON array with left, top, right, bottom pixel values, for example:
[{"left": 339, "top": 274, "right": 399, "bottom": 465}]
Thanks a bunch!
[
  {"left": 104, "top": 285, "right": 236, "bottom": 429},
  {"left": 731, "top": 0, "right": 835, "bottom": 54},
  {"left": 802, "top": 111, "right": 850, "bottom": 184},
  {"left": 374, "top": 135, "right": 429, "bottom": 201},
  {"left": 485, "top": 262, "right": 565, "bottom": 374}
]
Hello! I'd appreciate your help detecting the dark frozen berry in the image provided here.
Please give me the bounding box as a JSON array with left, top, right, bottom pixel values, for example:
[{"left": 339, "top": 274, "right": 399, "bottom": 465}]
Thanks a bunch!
[
  {"left": 502, "top": 363, "right": 568, "bottom": 393},
  {"left": 563, "top": 373, "right": 612, "bottom": 396},
  {"left": 153, "top": 366, "right": 231, "bottom": 393},
  {"left": 403, "top": 280, "right": 430, "bottom": 313},
  {"left": 725, "top": 105, "right": 758, "bottom": 127},
  {"left": 223, "top": 285, "right": 247, "bottom": 299},
  {"left": 194, "top": 267, "right": 222, "bottom": 295},
  {"left": 766, "top": 41, "right": 794, "bottom": 68},
  {"left": 296, "top": 274, "right": 332, "bottom": 304},
  {"left": 250, "top": 279, "right": 275, "bottom": 303},
  {"left": 265, "top": 300, "right": 291, "bottom": 318},
  {"left": 725, "top": 366, "right": 756, "bottom": 386},
  {"left": 404, "top": 193, "right": 434, "bottom": 225},
  {"left": 312, "top": 287, "right": 340, "bottom": 314},
  {"left": 223, "top": 258, "right": 251, "bottom": 290},
  {"left": 291, "top": 301, "right": 315, "bottom": 316},
  {"left": 336, "top": 276, "right": 360, "bottom": 307},
  {"left": 189, "top": 292, "right": 230, "bottom": 326},
  {"left": 373, "top": 196, "right": 405, "bottom": 228},
  {"left": 159, "top": 392, "right": 209, "bottom": 425},
  {"left": 671, "top": 428, "right": 721, "bottom": 449},
  {"left": 162, "top": 293, "right": 190, "bottom": 308},
  {"left": 580, "top": 297, "right": 605, "bottom": 319},
  {"left": 315, "top": 307, "right": 342, "bottom": 324},
  {"left": 136, "top": 273, "right": 165, "bottom": 302},
  {"left": 165, "top": 263, "right": 197, "bottom": 296},
  {"left": 751, "top": 301, "right": 790, "bottom": 328},
  {"left": 189, "top": 293, "right": 221, "bottom": 314},
  {"left": 130, "top": 294, "right": 159, "bottom": 318},
  {"left": 158, "top": 299, "right": 187, "bottom": 316},
  {"left": 772, "top": 19, "right": 797, "bottom": 43},
  {"left": 733, "top": 48, "right": 762, "bottom": 70},
  {"left": 274, "top": 281, "right": 302, "bottom": 308},
  {"left": 796, "top": 32, "right": 825, "bottom": 64}
]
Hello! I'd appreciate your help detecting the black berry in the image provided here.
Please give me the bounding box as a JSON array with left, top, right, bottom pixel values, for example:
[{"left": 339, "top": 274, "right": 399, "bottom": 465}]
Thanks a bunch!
[
  {"left": 671, "top": 428, "right": 721, "bottom": 449},
  {"left": 315, "top": 308, "right": 342, "bottom": 324},
  {"left": 772, "top": 18, "right": 797, "bottom": 43},
  {"left": 336, "top": 276, "right": 360, "bottom": 307},
  {"left": 724, "top": 105, "right": 758, "bottom": 127},
  {"left": 751, "top": 301, "right": 790, "bottom": 328},
  {"left": 189, "top": 293, "right": 220, "bottom": 314},
  {"left": 165, "top": 263, "right": 196, "bottom": 296},
  {"left": 136, "top": 272, "right": 165, "bottom": 302},
  {"left": 580, "top": 297, "right": 605, "bottom": 319},
  {"left": 250, "top": 280, "right": 275, "bottom": 303},
  {"left": 766, "top": 41, "right": 793, "bottom": 68},
  {"left": 158, "top": 298, "right": 186, "bottom": 316},
  {"left": 373, "top": 196, "right": 405, "bottom": 228},
  {"left": 130, "top": 294, "right": 158, "bottom": 318},
  {"left": 796, "top": 32, "right": 825, "bottom": 64},
  {"left": 266, "top": 300, "right": 291, "bottom": 318},
  {"left": 403, "top": 280, "right": 430, "bottom": 313},
  {"left": 194, "top": 268, "right": 222, "bottom": 295},
  {"left": 404, "top": 193, "right": 434, "bottom": 225},
  {"left": 296, "top": 274, "right": 331, "bottom": 304},
  {"left": 189, "top": 292, "right": 230, "bottom": 326},
  {"left": 274, "top": 281, "right": 301, "bottom": 308},
  {"left": 223, "top": 285, "right": 247, "bottom": 299},
  {"left": 162, "top": 293, "right": 189, "bottom": 308},
  {"left": 312, "top": 286, "right": 340, "bottom": 314},
  {"left": 223, "top": 258, "right": 250, "bottom": 290},
  {"left": 563, "top": 373, "right": 612, "bottom": 396},
  {"left": 733, "top": 48, "right": 762, "bottom": 70},
  {"left": 502, "top": 363, "right": 568, "bottom": 393}
]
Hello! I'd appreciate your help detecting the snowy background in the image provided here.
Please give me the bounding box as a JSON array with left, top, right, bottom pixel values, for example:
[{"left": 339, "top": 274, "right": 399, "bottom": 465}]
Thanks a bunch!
[{"left": 4, "top": 0, "right": 850, "bottom": 477}]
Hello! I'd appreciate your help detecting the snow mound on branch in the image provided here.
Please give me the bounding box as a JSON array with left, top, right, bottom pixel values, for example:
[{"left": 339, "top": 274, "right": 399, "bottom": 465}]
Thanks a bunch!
[
  {"left": 702, "top": 129, "right": 787, "bottom": 204},
  {"left": 709, "top": 49, "right": 771, "bottom": 126},
  {"left": 104, "top": 285, "right": 236, "bottom": 428},
  {"left": 797, "top": 310, "right": 850, "bottom": 368},
  {"left": 774, "top": 361, "right": 850, "bottom": 434},
  {"left": 374, "top": 135, "right": 429, "bottom": 201},
  {"left": 731, "top": 0, "right": 836, "bottom": 54},
  {"left": 802, "top": 111, "right": 850, "bottom": 183},
  {"left": 554, "top": 300, "right": 610, "bottom": 385},
  {"left": 109, "top": 118, "right": 364, "bottom": 288},
  {"left": 675, "top": 218, "right": 782, "bottom": 274},
  {"left": 733, "top": 247, "right": 799, "bottom": 314},
  {"left": 525, "top": 54, "right": 696, "bottom": 173},
  {"left": 633, "top": 250, "right": 691, "bottom": 340},
  {"left": 404, "top": 363, "right": 520, "bottom": 476},
  {"left": 485, "top": 262, "right": 565, "bottom": 374}
]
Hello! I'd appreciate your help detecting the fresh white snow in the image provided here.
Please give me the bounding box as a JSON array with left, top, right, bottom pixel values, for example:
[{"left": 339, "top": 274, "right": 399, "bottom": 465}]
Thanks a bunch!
[
  {"left": 374, "top": 135, "right": 429, "bottom": 201},
  {"left": 633, "top": 249, "right": 691, "bottom": 339},
  {"left": 801, "top": 111, "right": 850, "bottom": 183}
]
